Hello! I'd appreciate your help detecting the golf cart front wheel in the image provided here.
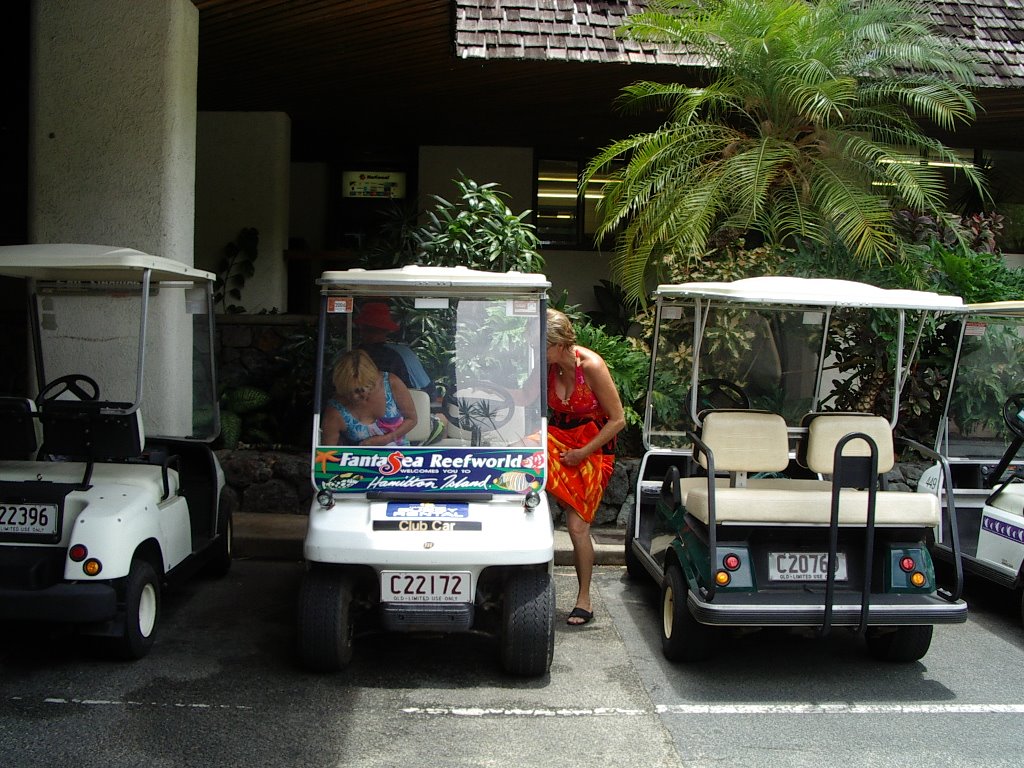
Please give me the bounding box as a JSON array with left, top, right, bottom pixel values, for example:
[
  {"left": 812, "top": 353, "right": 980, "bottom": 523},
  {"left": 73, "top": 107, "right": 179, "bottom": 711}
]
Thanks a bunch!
[
  {"left": 661, "top": 562, "right": 718, "bottom": 662},
  {"left": 109, "top": 557, "right": 160, "bottom": 660},
  {"left": 297, "top": 569, "right": 355, "bottom": 672},
  {"left": 500, "top": 569, "right": 555, "bottom": 676},
  {"left": 865, "top": 625, "right": 933, "bottom": 662}
]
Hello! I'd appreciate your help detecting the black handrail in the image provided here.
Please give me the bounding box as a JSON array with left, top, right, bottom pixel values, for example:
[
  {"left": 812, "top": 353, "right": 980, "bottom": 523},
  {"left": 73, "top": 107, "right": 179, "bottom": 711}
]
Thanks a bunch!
[
  {"left": 687, "top": 430, "right": 720, "bottom": 602},
  {"left": 898, "top": 437, "right": 964, "bottom": 603},
  {"left": 822, "top": 432, "right": 879, "bottom": 637}
]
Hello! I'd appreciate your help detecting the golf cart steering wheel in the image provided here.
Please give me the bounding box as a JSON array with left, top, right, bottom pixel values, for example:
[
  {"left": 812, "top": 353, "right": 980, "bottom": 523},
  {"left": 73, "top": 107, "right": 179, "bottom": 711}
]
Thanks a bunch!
[
  {"left": 443, "top": 383, "right": 517, "bottom": 432},
  {"left": 36, "top": 374, "right": 100, "bottom": 405},
  {"left": 1002, "top": 393, "right": 1024, "bottom": 441},
  {"left": 690, "top": 377, "right": 749, "bottom": 413}
]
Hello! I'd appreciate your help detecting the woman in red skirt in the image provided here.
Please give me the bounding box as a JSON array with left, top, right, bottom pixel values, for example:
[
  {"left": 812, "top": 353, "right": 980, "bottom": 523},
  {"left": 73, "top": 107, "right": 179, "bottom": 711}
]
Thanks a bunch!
[{"left": 546, "top": 308, "right": 626, "bottom": 625}]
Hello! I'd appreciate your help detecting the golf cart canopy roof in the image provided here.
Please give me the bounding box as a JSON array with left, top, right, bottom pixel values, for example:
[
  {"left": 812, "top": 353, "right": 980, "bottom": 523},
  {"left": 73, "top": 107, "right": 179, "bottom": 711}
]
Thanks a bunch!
[
  {"left": 319, "top": 264, "right": 550, "bottom": 293},
  {"left": 654, "top": 276, "right": 964, "bottom": 311},
  {"left": 0, "top": 244, "right": 215, "bottom": 284},
  {"left": 961, "top": 300, "right": 1024, "bottom": 316}
]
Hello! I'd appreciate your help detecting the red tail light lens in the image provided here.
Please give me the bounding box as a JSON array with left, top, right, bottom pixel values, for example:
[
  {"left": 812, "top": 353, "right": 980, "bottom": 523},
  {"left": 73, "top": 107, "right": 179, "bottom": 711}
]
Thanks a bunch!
[
  {"left": 899, "top": 556, "right": 916, "bottom": 572},
  {"left": 69, "top": 544, "right": 88, "bottom": 562},
  {"left": 723, "top": 553, "right": 741, "bottom": 571}
]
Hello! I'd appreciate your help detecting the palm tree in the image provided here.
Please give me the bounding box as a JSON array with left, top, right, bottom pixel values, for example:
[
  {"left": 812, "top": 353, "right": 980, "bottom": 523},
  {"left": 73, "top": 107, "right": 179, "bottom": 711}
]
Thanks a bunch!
[{"left": 586, "top": 0, "right": 987, "bottom": 303}]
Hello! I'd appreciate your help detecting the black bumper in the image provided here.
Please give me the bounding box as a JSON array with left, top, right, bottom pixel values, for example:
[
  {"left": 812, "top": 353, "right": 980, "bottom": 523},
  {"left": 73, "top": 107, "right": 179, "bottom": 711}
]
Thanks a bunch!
[
  {"left": 0, "top": 582, "right": 118, "bottom": 623},
  {"left": 688, "top": 590, "right": 968, "bottom": 627},
  {"left": 380, "top": 602, "right": 475, "bottom": 633}
]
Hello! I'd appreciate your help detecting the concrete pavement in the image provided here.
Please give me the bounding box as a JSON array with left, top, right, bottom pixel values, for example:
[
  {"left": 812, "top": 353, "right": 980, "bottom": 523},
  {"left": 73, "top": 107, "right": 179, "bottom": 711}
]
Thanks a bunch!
[{"left": 233, "top": 512, "right": 626, "bottom": 566}]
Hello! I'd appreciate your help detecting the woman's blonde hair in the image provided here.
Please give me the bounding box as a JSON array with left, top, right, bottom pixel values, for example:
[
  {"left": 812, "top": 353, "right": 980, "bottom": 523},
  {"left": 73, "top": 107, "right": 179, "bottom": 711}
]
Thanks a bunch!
[
  {"left": 332, "top": 349, "right": 380, "bottom": 399},
  {"left": 546, "top": 308, "right": 576, "bottom": 348}
]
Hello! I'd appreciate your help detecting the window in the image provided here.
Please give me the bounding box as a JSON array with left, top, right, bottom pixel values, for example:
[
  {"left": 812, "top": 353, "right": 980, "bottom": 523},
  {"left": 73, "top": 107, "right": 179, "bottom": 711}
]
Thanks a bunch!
[{"left": 535, "top": 159, "right": 614, "bottom": 249}]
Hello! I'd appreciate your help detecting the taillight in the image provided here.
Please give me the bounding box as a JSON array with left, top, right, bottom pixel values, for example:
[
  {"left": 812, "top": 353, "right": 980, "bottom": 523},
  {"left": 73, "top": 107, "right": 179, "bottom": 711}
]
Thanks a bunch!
[
  {"left": 69, "top": 544, "right": 88, "bottom": 562},
  {"left": 899, "top": 556, "right": 915, "bottom": 572},
  {"left": 723, "top": 553, "right": 741, "bottom": 571}
]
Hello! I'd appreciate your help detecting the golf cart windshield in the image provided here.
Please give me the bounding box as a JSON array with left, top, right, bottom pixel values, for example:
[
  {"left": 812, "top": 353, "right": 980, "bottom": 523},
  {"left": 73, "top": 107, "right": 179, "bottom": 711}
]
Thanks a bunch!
[
  {"left": 0, "top": 245, "right": 218, "bottom": 441},
  {"left": 313, "top": 266, "right": 549, "bottom": 496},
  {"left": 941, "top": 305, "right": 1024, "bottom": 460},
  {"left": 645, "top": 277, "right": 964, "bottom": 450}
]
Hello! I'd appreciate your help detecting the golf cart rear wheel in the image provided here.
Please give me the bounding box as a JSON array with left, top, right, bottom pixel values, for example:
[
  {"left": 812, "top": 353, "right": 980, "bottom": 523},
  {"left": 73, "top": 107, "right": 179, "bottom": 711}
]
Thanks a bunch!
[
  {"left": 661, "top": 562, "right": 718, "bottom": 662},
  {"left": 500, "top": 569, "right": 555, "bottom": 676},
  {"left": 865, "top": 625, "right": 933, "bottom": 662},
  {"left": 110, "top": 558, "right": 160, "bottom": 660},
  {"left": 297, "top": 569, "right": 355, "bottom": 672}
]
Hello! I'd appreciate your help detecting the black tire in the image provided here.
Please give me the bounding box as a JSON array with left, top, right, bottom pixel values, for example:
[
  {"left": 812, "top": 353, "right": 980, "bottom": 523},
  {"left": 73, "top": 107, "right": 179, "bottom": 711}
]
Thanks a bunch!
[
  {"left": 661, "top": 562, "right": 718, "bottom": 662},
  {"left": 624, "top": 501, "right": 644, "bottom": 581},
  {"left": 865, "top": 625, "right": 933, "bottom": 662},
  {"left": 111, "top": 558, "right": 160, "bottom": 660},
  {"left": 297, "top": 569, "right": 354, "bottom": 672},
  {"left": 203, "top": 510, "right": 233, "bottom": 579},
  {"left": 500, "top": 569, "right": 555, "bottom": 676}
]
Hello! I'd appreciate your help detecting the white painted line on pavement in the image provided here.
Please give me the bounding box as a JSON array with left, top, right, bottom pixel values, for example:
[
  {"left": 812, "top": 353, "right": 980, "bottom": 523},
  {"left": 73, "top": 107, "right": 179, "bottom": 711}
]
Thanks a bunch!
[
  {"left": 656, "top": 703, "right": 1024, "bottom": 715},
  {"left": 402, "top": 706, "right": 647, "bottom": 717},
  {"left": 9, "top": 696, "right": 254, "bottom": 711},
  {"left": 401, "top": 703, "right": 1024, "bottom": 718}
]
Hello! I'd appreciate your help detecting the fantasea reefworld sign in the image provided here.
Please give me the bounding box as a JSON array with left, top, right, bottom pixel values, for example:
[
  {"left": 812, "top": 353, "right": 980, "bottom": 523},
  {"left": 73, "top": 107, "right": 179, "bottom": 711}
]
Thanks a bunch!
[{"left": 313, "top": 446, "right": 546, "bottom": 495}]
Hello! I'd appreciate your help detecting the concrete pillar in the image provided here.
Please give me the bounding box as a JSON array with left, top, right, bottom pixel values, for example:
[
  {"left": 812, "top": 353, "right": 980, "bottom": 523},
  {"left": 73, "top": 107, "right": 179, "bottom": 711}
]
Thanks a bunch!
[{"left": 28, "top": 0, "right": 199, "bottom": 436}]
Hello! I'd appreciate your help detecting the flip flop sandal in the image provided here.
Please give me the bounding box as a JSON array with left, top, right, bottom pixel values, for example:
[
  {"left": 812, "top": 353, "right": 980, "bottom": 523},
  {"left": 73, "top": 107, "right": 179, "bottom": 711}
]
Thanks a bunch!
[{"left": 566, "top": 607, "right": 593, "bottom": 625}]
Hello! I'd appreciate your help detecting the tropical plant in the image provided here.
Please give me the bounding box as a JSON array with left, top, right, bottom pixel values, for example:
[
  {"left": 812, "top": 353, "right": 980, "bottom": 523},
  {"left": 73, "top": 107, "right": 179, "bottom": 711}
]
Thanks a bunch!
[
  {"left": 415, "top": 175, "right": 544, "bottom": 273},
  {"left": 573, "top": 321, "right": 650, "bottom": 430},
  {"left": 585, "top": 0, "right": 987, "bottom": 303},
  {"left": 214, "top": 227, "right": 259, "bottom": 313},
  {"left": 218, "top": 384, "right": 273, "bottom": 449}
]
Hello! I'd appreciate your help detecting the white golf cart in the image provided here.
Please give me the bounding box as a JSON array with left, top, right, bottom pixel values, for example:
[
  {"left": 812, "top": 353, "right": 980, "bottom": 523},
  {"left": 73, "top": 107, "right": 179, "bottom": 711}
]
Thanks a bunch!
[
  {"left": 627, "top": 276, "right": 967, "bottom": 663},
  {"left": 919, "top": 300, "right": 1024, "bottom": 623},
  {"left": 0, "top": 244, "right": 229, "bottom": 659},
  {"left": 297, "top": 265, "right": 555, "bottom": 676}
]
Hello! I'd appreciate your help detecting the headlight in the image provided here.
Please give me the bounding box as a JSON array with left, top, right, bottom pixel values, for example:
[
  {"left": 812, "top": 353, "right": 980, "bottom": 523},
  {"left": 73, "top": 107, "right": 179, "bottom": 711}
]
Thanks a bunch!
[
  {"left": 316, "top": 489, "right": 335, "bottom": 509},
  {"left": 523, "top": 489, "right": 541, "bottom": 511}
]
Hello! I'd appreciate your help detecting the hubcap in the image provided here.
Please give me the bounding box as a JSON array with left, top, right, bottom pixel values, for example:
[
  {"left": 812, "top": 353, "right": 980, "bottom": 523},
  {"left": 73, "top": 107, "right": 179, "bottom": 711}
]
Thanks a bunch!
[
  {"left": 138, "top": 583, "right": 157, "bottom": 637},
  {"left": 663, "top": 585, "right": 675, "bottom": 638}
]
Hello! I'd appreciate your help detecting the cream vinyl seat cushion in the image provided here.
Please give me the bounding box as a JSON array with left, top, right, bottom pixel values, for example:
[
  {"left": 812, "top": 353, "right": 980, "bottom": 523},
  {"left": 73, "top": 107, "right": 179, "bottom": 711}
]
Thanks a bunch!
[{"left": 684, "top": 410, "right": 939, "bottom": 526}]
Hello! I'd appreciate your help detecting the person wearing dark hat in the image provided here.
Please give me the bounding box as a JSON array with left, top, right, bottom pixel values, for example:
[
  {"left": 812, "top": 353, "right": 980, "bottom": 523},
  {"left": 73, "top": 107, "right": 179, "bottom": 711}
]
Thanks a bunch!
[{"left": 355, "top": 301, "right": 435, "bottom": 397}]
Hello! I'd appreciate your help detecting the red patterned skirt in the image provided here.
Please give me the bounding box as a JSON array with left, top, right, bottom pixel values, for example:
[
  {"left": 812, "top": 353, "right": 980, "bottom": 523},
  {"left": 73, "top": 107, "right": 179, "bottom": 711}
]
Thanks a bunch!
[{"left": 546, "top": 414, "right": 615, "bottom": 524}]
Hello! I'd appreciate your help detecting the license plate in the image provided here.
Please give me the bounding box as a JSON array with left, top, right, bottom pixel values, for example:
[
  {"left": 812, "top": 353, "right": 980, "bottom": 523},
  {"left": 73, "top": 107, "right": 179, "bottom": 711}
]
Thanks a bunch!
[
  {"left": 380, "top": 571, "right": 472, "bottom": 603},
  {"left": 0, "top": 503, "right": 59, "bottom": 537},
  {"left": 768, "top": 552, "right": 848, "bottom": 582}
]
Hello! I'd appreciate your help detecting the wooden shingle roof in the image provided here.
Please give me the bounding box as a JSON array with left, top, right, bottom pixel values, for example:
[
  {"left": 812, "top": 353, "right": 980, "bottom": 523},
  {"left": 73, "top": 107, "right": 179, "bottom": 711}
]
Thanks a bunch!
[
  {"left": 454, "top": 0, "right": 699, "bottom": 66},
  {"left": 455, "top": 0, "right": 1024, "bottom": 88},
  {"left": 929, "top": 0, "right": 1024, "bottom": 87}
]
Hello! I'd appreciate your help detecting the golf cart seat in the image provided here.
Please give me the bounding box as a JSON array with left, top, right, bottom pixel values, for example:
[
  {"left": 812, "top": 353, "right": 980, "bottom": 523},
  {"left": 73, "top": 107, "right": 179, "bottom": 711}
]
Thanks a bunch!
[
  {"left": 684, "top": 410, "right": 939, "bottom": 526},
  {"left": 405, "top": 388, "right": 433, "bottom": 444},
  {"left": 38, "top": 401, "right": 178, "bottom": 498},
  {"left": 0, "top": 397, "right": 41, "bottom": 460}
]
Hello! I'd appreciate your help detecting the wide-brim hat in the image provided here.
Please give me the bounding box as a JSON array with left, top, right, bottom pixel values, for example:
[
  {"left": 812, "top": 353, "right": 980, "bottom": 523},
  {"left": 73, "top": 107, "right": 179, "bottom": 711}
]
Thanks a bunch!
[{"left": 356, "top": 301, "right": 399, "bottom": 332}]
